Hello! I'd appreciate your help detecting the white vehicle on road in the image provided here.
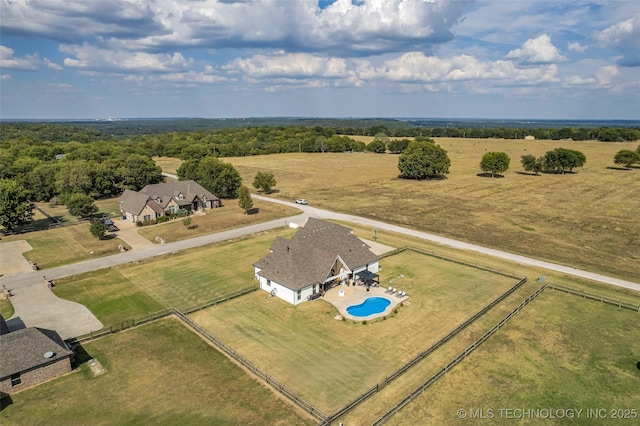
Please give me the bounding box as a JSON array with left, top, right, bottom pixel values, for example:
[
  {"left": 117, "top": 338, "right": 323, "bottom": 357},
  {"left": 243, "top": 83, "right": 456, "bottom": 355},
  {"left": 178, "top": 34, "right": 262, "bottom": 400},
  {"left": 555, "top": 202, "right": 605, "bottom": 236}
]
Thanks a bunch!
[{"left": 295, "top": 199, "right": 308, "bottom": 205}]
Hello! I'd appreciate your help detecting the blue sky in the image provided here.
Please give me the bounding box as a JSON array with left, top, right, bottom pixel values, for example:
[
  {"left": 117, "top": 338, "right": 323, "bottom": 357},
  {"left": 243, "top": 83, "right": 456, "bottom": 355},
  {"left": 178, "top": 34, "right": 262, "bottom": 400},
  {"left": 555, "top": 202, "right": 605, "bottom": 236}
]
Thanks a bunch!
[{"left": 1, "top": 0, "right": 639, "bottom": 120}]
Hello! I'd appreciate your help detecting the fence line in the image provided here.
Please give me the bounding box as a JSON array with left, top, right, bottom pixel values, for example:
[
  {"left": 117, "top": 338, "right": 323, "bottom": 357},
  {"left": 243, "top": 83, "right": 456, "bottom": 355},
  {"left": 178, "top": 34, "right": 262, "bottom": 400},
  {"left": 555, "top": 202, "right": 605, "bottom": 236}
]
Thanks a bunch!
[
  {"left": 174, "top": 311, "right": 328, "bottom": 422},
  {"left": 372, "top": 284, "right": 548, "bottom": 426},
  {"left": 377, "top": 246, "right": 520, "bottom": 279},
  {"left": 67, "top": 286, "right": 258, "bottom": 345},
  {"left": 318, "top": 275, "right": 528, "bottom": 425},
  {"left": 547, "top": 283, "right": 640, "bottom": 312}
]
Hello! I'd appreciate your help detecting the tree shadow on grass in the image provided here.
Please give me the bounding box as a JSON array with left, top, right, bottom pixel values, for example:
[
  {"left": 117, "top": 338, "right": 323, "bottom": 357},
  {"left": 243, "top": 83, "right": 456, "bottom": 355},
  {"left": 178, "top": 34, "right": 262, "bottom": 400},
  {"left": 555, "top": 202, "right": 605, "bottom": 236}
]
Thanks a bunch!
[
  {"left": 476, "top": 173, "right": 505, "bottom": 178},
  {"left": 606, "top": 166, "right": 634, "bottom": 171},
  {"left": 246, "top": 208, "right": 261, "bottom": 215},
  {"left": 515, "top": 171, "right": 541, "bottom": 176}
]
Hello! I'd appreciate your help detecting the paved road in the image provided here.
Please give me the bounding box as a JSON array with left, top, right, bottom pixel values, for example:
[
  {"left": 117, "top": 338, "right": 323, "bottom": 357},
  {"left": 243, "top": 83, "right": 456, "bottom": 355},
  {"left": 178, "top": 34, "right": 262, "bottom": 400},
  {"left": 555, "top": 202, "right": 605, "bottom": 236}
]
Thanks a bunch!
[{"left": 2, "top": 193, "right": 638, "bottom": 338}]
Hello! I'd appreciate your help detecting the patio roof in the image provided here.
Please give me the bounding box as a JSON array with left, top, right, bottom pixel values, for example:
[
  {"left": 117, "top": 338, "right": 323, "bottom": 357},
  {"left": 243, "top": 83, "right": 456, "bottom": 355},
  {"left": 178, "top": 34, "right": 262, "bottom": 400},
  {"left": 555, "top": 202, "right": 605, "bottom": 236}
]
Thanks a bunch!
[{"left": 356, "top": 270, "right": 378, "bottom": 281}]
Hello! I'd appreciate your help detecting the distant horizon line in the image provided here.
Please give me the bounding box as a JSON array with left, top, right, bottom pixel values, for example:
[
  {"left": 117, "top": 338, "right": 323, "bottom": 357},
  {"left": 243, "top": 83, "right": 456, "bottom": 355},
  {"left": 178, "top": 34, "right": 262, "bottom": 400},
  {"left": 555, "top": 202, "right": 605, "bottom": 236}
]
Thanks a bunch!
[{"left": 2, "top": 116, "right": 639, "bottom": 123}]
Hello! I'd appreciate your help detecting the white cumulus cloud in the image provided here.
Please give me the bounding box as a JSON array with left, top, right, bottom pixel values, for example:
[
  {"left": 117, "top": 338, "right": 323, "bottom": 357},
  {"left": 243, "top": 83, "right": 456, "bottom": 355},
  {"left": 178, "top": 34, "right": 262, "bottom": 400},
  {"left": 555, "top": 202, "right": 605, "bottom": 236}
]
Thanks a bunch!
[
  {"left": 568, "top": 42, "right": 588, "bottom": 53},
  {"left": 595, "top": 12, "right": 640, "bottom": 66},
  {"left": 224, "top": 53, "right": 349, "bottom": 79},
  {"left": 0, "top": 45, "right": 39, "bottom": 70},
  {"left": 506, "top": 34, "right": 568, "bottom": 64},
  {"left": 596, "top": 65, "right": 619, "bottom": 87},
  {"left": 60, "top": 43, "right": 192, "bottom": 72}
]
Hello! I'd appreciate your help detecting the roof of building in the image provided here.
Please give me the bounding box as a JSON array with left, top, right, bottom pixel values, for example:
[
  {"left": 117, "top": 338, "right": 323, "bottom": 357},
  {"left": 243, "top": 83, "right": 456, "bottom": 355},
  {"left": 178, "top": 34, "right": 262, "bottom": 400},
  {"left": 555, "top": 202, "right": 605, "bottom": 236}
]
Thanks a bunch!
[
  {"left": 119, "top": 189, "right": 152, "bottom": 216},
  {"left": 254, "top": 218, "right": 378, "bottom": 291},
  {"left": 0, "top": 314, "right": 9, "bottom": 335},
  {"left": 0, "top": 327, "right": 73, "bottom": 379},
  {"left": 140, "top": 181, "right": 220, "bottom": 206}
]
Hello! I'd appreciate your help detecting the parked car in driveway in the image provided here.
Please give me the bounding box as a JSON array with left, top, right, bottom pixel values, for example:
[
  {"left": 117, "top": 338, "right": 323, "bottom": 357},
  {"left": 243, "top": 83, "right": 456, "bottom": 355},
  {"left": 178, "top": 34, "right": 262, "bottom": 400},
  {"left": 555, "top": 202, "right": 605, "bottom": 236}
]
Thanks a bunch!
[{"left": 295, "top": 199, "right": 308, "bottom": 205}]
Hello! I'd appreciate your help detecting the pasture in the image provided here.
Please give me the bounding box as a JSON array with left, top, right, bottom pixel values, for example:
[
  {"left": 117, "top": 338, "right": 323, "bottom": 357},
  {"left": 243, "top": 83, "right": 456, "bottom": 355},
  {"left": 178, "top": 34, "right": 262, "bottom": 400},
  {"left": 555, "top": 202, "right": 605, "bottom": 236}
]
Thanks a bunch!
[
  {"left": 0, "top": 318, "right": 313, "bottom": 425},
  {"left": 221, "top": 138, "right": 640, "bottom": 282},
  {"left": 189, "top": 249, "right": 520, "bottom": 412},
  {"left": 386, "top": 290, "right": 640, "bottom": 425}
]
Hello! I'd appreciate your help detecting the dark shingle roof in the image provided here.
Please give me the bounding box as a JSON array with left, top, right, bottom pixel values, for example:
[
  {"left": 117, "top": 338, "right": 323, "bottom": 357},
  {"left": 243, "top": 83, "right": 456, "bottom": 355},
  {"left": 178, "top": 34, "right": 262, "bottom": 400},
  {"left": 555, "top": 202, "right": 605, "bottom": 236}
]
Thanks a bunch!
[
  {"left": 254, "top": 218, "right": 378, "bottom": 291},
  {"left": 0, "top": 327, "right": 73, "bottom": 379},
  {"left": 140, "top": 181, "right": 219, "bottom": 204},
  {"left": 119, "top": 189, "right": 151, "bottom": 216}
]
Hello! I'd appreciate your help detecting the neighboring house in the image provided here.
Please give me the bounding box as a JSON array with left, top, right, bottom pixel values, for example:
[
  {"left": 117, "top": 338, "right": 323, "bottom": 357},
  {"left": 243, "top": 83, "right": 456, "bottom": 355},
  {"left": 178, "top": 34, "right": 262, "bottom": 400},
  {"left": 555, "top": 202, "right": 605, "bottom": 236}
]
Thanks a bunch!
[
  {"left": 253, "top": 218, "right": 379, "bottom": 305},
  {"left": 119, "top": 180, "right": 221, "bottom": 223},
  {"left": 0, "top": 317, "right": 73, "bottom": 398}
]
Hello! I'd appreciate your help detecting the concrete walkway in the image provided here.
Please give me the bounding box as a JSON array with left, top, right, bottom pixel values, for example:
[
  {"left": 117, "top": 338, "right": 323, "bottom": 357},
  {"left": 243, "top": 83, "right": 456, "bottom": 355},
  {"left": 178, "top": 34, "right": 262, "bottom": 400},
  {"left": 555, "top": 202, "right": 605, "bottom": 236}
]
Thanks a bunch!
[{"left": 1, "top": 194, "right": 638, "bottom": 339}]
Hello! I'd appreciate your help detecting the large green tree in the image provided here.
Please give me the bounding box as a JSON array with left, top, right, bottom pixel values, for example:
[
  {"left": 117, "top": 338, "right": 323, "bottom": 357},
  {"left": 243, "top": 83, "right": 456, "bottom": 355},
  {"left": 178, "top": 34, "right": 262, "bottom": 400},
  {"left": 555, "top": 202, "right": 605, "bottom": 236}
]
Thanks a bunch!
[
  {"left": 252, "top": 171, "right": 276, "bottom": 194},
  {"left": 543, "top": 148, "right": 586, "bottom": 173},
  {"left": 613, "top": 150, "right": 640, "bottom": 169},
  {"left": 0, "top": 179, "right": 34, "bottom": 231},
  {"left": 64, "top": 193, "right": 98, "bottom": 218},
  {"left": 480, "top": 152, "right": 510, "bottom": 177},
  {"left": 398, "top": 141, "right": 451, "bottom": 179},
  {"left": 237, "top": 186, "right": 254, "bottom": 214},
  {"left": 177, "top": 156, "right": 242, "bottom": 198}
]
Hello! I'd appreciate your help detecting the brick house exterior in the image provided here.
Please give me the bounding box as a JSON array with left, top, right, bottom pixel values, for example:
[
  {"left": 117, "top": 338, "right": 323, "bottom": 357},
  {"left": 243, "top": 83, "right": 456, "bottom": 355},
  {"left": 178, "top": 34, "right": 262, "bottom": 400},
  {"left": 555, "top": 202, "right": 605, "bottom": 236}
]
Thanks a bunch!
[{"left": 0, "top": 322, "right": 73, "bottom": 398}]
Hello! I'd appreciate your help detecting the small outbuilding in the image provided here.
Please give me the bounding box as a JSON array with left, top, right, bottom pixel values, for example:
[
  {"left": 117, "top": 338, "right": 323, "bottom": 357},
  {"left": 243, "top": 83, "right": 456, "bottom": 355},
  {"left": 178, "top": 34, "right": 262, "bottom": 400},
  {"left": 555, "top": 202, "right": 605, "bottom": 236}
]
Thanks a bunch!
[{"left": 253, "top": 218, "right": 379, "bottom": 305}]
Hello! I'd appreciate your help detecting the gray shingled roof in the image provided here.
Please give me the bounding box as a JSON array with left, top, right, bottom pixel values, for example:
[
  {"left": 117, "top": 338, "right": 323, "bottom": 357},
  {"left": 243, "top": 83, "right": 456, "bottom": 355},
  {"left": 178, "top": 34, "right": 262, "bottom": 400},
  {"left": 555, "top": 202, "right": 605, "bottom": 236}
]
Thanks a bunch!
[
  {"left": 140, "top": 180, "right": 220, "bottom": 204},
  {"left": 254, "top": 218, "right": 378, "bottom": 291},
  {"left": 0, "top": 327, "right": 73, "bottom": 379},
  {"left": 119, "top": 189, "right": 151, "bottom": 216}
]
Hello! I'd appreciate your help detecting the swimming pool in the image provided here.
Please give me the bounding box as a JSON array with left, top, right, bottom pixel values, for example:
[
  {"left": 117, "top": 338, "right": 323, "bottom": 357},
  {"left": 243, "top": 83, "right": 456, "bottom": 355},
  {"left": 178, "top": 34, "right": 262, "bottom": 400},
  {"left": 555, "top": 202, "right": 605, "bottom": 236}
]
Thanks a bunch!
[{"left": 346, "top": 297, "right": 391, "bottom": 317}]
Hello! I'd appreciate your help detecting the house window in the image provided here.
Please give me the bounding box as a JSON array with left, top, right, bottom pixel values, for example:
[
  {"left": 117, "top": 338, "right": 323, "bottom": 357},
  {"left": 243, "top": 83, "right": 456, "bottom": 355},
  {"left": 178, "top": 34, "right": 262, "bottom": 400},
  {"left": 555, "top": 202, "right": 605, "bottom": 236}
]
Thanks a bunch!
[
  {"left": 10, "top": 373, "right": 21, "bottom": 387},
  {"left": 143, "top": 215, "right": 151, "bottom": 221},
  {"left": 176, "top": 193, "right": 183, "bottom": 200},
  {"left": 297, "top": 290, "right": 301, "bottom": 300},
  {"left": 168, "top": 205, "right": 176, "bottom": 214},
  {"left": 266, "top": 279, "right": 271, "bottom": 287}
]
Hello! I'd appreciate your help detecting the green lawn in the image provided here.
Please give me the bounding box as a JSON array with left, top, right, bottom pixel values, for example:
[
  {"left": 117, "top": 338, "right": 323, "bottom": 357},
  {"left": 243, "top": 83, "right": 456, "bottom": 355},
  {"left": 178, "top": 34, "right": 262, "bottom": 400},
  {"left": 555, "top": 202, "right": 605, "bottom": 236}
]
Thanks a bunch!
[
  {"left": 387, "top": 291, "right": 640, "bottom": 425},
  {"left": 0, "top": 318, "right": 313, "bottom": 426},
  {"left": 0, "top": 299, "right": 14, "bottom": 319},
  {"left": 189, "top": 250, "right": 519, "bottom": 412},
  {"left": 53, "top": 228, "right": 297, "bottom": 326}
]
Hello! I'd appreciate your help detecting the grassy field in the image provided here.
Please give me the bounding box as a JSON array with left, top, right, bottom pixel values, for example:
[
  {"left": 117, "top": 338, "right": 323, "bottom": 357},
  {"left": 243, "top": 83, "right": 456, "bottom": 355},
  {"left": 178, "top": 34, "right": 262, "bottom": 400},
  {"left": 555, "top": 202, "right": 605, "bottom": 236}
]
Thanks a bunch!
[
  {"left": 217, "top": 139, "right": 639, "bottom": 282},
  {"left": 137, "top": 198, "right": 301, "bottom": 243},
  {"left": 53, "top": 227, "right": 297, "bottom": 326},
  {"left": 189, "top": 250, "right": 519, "bottom": 412},
  {"left": 0, "top": 198, "right": 130, "bottom": 270},
  {"left": 387, "top": 291, "right": 640, "bottom": 425},
  {"left": 0, "top": 318, "right": 313, "bottom": 425},
  {"left": 0, "top": 299, "right": 14, "bottom": 319}
]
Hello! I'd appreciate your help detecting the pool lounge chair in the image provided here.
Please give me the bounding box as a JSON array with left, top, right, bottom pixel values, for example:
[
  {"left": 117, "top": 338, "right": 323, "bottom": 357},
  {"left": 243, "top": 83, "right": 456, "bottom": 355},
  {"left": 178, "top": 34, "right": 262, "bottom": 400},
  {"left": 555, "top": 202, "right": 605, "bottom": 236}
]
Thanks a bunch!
[
  {"left": 385, "top": 286, "right": 393, "bottom": 294},
  {"left": 395, "top": 290, "right": 403, "bottom": 297}
]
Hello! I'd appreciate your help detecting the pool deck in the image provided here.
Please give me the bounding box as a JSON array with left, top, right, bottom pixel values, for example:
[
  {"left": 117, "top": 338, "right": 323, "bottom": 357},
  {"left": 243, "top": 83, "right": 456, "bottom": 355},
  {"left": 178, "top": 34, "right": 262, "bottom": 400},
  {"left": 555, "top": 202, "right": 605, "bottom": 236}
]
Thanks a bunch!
[{"left": 323, "top": 284, "right": 408, "bottom": 321}]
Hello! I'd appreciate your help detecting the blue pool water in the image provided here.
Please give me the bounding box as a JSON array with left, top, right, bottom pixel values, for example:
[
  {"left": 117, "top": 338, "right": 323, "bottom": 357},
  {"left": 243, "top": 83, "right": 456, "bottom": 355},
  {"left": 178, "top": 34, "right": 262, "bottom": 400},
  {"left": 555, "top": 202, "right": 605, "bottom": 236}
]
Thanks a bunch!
[{"left": 346, "top": 297, "right": 391, "bottom": 317}]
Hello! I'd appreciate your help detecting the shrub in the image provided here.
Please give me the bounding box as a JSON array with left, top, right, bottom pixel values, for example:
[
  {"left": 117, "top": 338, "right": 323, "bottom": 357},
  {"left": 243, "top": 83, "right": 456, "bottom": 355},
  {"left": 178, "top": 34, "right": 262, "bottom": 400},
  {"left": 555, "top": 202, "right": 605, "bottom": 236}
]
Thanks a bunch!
[
  {"left": 156, "top": 215, "right": 169, "bottom": 223},
  {"left": 136, "top": 221, "right": 142, "bottom": 227}
]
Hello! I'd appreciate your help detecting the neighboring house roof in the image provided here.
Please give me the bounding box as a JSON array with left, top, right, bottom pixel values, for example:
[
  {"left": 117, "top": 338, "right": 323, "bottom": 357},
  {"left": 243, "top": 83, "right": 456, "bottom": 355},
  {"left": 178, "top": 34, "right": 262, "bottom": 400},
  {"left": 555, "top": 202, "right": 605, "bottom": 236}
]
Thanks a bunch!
[
  {"left": 0, "top": 327, "right": 73, "bottom": 379},
  {"left": 254, "top": 218, "right": 378, "bottom": 291},
  {"left": 140, "top": 181, "right": 220, "bottom": 206},
  {"left": 0, "top": 314, "right": 9, "bottom": 335}
]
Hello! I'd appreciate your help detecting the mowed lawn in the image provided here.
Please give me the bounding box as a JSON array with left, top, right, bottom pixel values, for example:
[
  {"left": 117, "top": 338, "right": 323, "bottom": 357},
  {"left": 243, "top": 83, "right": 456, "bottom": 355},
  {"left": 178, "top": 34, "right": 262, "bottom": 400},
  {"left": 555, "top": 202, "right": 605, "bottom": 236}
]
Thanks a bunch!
[
  {"left": 0, "top": 197, "right": 129, "bottom": 270},
  {"left": 221, "top": 139, "right": 640, "bottom": 282},
  {"left": 137, "top": 198, "right": 301, "bottom": 243},
  {"left": 387, "top": 291, "right": 640, "bottom": 425},
  {"left": 190, "top": 250, "right": 519, "bottom": 412},
  {"left": 0, "top": 318, "right": 313, "bottom": 426},
  {"left": 53, "top": 228, "right": 297, "bottom": 326}
]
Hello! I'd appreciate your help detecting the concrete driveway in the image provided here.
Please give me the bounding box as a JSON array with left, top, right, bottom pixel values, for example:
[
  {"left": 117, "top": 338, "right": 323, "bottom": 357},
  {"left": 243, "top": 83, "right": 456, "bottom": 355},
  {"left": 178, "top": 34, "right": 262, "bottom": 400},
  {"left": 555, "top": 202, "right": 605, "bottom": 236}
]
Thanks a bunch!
[{"left": 0, "top": 240, "right": 34, "bottom": 278}]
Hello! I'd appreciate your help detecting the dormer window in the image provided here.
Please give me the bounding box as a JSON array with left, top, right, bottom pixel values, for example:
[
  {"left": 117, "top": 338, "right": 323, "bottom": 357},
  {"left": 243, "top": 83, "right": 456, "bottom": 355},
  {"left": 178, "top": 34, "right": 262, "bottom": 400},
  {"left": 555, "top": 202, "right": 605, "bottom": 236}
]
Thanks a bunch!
[
  {"left": 155, "top": 197, "right": 161, "bottom": 203},
  {"left": 176, "top": 193, "right": 183, "bottom": 200}
]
